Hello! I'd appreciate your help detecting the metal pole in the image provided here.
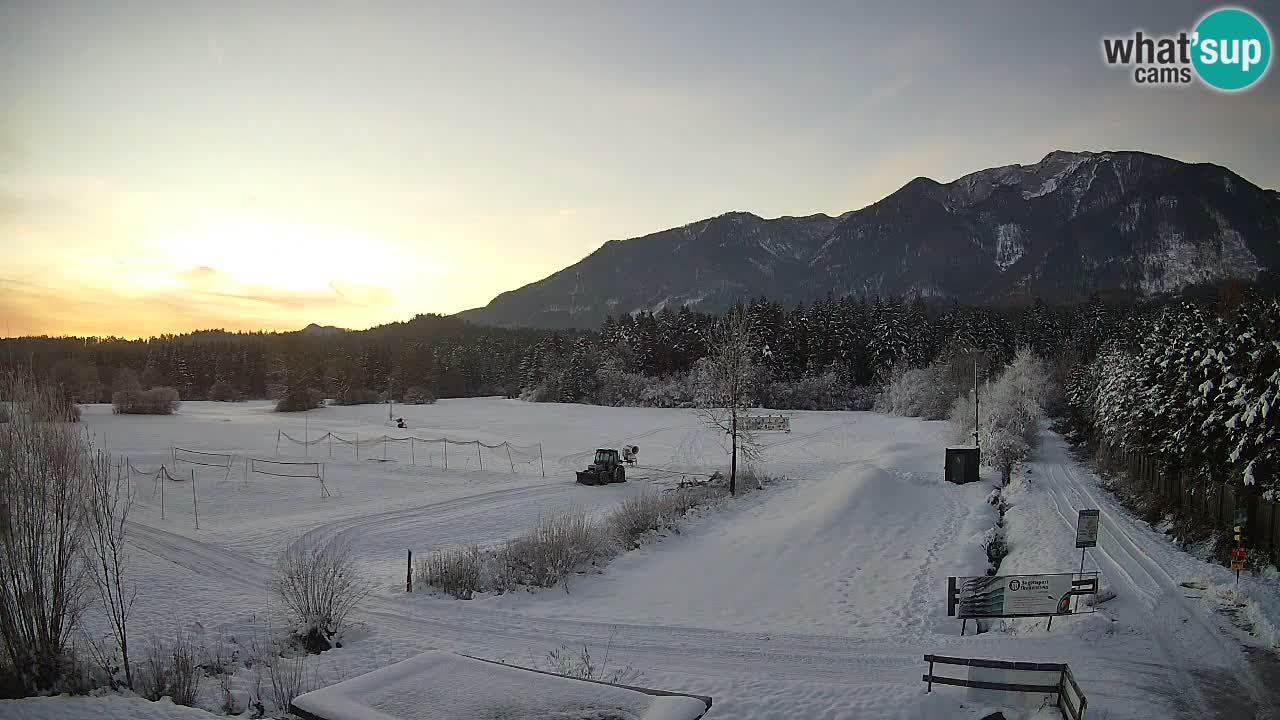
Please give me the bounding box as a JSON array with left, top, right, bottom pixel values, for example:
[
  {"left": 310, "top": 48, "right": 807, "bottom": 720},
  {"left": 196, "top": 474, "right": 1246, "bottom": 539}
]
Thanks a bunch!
[
  {"left": 304, "top": 416, "right": 308, "bottom": 457},
  {"left": 1074, "top": 547, "right": 1086, "bottom": 612},
  {"left": 476, "top": 441, "right": 482, "bottom": 470},
  {"left": 539, "top": 442, "right": 545, "bottom": 477},
  {"left": 406, "top": 550, "right": 413, "bottom": 593},
  {"left": 329, "top": 433, "right": 333, "bottom": 459},
  {"left": 275, "top": 430, "right": 280, "bottom": 456},
  {"left": 356, "top": 433, "right": 360, "bottom": 461},
  {"left": 973, "top": 351, "right": 979, "bottom": 449},
  {"left": 506, "top": 443, "right": 514, "bottom": 473},
  {"left": 411, "top": 437, "right": 415, "bottom": 465},
  {"left": 444, "top": 439, "right": 448, "bottom": 469},
  {"left": 383, "top": 435, "right": 387, "bottom": 461},
  {"left": 160, "top": 466, "right": 165, "bottom": 520}
]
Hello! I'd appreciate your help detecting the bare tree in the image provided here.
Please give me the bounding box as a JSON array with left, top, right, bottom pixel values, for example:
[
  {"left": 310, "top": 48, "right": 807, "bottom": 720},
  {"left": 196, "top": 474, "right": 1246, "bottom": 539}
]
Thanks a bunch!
[
  {"left": 695, "top": 308, "right": 761, "bottom": 495},
  {"left": 86, "top": 452, "right": 136, "bottom": 688},
  {"left": 0, "top": 371, "right": 95, "bottom": 692}
]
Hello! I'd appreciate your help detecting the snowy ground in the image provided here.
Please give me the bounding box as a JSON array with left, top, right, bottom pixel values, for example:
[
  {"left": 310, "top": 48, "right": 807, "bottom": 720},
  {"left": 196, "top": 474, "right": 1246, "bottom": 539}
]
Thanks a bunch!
[{"left": 3, "top": 399, "right": 1278, "bottom": 719}]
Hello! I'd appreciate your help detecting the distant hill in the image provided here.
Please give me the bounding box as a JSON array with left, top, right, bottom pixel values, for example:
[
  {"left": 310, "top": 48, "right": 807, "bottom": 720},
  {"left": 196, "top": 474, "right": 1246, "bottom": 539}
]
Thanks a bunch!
[
  {"left": 459, "top": 150, "right": 1280, "bottom": 328},
  {"left": 300, "top": 323, "right": 346, "bottom": 336}
]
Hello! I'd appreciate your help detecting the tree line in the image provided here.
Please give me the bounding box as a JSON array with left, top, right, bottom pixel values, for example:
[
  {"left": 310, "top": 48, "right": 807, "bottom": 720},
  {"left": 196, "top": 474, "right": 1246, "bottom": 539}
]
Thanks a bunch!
[{"left": 1065, "top": 296, "right": 1280, "bottom": 499}]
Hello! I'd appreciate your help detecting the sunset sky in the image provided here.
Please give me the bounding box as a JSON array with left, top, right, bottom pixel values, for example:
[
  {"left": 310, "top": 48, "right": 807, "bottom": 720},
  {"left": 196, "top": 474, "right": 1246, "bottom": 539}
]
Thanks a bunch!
[{"left": 3, "top": 1, "right": 1278, "bottom": 338}]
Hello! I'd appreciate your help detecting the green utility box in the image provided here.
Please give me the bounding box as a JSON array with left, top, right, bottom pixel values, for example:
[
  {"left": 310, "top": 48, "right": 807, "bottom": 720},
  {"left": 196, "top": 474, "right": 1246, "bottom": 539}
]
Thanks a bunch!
[{"left": 945, "top": 446, "right": 980, "bottom": 484}]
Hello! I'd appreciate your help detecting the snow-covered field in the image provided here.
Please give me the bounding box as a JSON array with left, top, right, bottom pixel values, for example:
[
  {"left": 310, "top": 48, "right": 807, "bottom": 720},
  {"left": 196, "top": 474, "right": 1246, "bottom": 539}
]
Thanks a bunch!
[{"left": 3, "top": 399, "right": 1278, "bottom": 719}]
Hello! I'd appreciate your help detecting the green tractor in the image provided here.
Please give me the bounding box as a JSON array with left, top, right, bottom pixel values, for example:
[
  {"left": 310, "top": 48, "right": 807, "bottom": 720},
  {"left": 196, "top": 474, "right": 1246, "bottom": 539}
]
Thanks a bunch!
[{"left": 576, "top": 448, "right": 627, "bottom": 485}]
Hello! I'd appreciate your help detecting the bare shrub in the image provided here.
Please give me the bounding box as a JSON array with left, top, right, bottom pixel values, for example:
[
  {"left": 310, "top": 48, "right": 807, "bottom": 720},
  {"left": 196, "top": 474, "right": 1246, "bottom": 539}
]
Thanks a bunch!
[
  {"left": 135, "top": 631, "right": 202, "bottom": 706},
  {"left": 112, "top": 386, "right": 180, "bottom": 415},
  {"left": 417, "top": 545, "right": 485, "bottom": 599},
  {"left": 276, "top": 537, "right": 369, "bottom": 653},
  {"left": 506, "top": 507, "right": 602, "bottom": 589},
  {"left": 0, "top": 371, "right": 95, "bottom": 693},
  {"left": 541, "top": 628, "right": 643, "bottom": 685},
  {"left": 608, "top": 493, "right": 673, "bottom": 549},
  {"left": 608, "top": 488, "right": 721, "bottom": 549},
  {"left": 85, "top": 453, "right": 137, "bottom": 688},
  {"left": 267, "top": 648, "right": 317, "bottom": 716}
]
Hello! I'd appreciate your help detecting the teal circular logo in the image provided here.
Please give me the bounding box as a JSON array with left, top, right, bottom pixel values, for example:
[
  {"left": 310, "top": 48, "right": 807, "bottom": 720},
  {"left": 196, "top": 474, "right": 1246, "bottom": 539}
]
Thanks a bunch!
[{"left": 1192, "top": 8, "right": 1272, "bottom": 91}]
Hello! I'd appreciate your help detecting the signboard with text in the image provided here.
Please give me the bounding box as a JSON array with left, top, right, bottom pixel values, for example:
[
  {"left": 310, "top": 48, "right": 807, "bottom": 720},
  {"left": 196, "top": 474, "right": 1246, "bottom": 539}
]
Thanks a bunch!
[
  {"left": 948, "top": 573, "right": 1098, "bottom": 619},
  {"left": 1075, "top": 509, "right": 1100, "bottom": 548},
  {"left": 740, "top": 414, "right": 790, "bottom": 432}
]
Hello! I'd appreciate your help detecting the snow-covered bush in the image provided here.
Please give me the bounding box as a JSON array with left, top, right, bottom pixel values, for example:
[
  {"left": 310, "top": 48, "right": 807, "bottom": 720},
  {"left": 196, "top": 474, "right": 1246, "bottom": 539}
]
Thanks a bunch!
[
  {"left": 207, "top": 381, "right": 244, "bottom": 402},
  {"left": 112, "top": 386, "right": 180, "bottom": 415},
  {"left": 333, "top": 387, "right": 380, "bottom": 406},
  {"left": 503, "top": 507, "right": 603, "bottom": 589},
  {"left": 275, "top": 537, "right": 369, "bottom": 653},
  {"left": 607, "top": 492, "right": 686, "bottom": 550},
  {"left": 881, "top": 365, "right": 954, "bottom": 419},
  {"left": 274, "top": 387, "right": 323, "bottom": 413},
  {"left": 762, "top": 371, "right": 856, "bottom": 410},
  {"left": 950, "top": 349, "right": 1053, "bottom": 483},
  {"left": 402, "top": 385, "right": 436, "bottom": 404}
]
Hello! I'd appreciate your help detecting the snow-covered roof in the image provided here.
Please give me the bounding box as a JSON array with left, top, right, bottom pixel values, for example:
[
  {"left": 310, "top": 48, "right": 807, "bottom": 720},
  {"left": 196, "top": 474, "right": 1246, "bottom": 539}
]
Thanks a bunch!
[{"left": 290, "top": 652, "right": 711, "bottom": 720}]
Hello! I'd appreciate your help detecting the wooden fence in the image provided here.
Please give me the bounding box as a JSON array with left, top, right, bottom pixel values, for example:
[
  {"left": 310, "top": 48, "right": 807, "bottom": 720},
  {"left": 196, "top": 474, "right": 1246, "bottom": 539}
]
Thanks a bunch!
[
  {"left": 1110, "top": 446, "right": 1280, "bottom": 563},
  {"left": 922, "top": 655, "right": 1087, "bottom": 720}
]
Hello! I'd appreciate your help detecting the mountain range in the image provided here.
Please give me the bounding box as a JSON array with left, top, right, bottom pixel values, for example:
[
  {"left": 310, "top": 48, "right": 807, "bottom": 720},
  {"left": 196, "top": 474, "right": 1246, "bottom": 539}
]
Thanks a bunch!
[{"left": 459, "top": 150, "right": 1280, "bottom": 329}]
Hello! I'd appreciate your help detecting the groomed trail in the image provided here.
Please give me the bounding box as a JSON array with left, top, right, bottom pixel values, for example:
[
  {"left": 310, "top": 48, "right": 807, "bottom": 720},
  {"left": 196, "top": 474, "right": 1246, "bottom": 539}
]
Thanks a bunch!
[
  {"left": 1027, "top": 434, "right": 1280, "bottom": 720},
  {"left": 73, "top": 400, "right": 1280, "bottom": 718}
]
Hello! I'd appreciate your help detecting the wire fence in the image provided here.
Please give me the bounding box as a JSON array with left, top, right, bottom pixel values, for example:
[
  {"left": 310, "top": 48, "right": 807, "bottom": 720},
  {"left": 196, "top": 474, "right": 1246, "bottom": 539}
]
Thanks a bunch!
[
  {"left": 275, "top": 429, "right": 545, "bottom": 476},
  {"left": 248, "top": 457, "right": 330, "bottom": 497}
]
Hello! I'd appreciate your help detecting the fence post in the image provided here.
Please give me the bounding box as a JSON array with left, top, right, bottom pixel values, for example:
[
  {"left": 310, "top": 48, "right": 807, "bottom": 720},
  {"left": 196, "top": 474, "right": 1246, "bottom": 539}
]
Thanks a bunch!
[
  {"left": 406, "top": 549, "right": 413, "bottom": 593},
  {"left": 356, "top": 433, "right": 360, "bottom": 461},
  {"left": 538, "top": 442, "right": 545, "bottom": 478},
  {"left": 506, "top": 443, "right": 514, "bottom": 473},
  {"left": 476, "top": 441, "right": 483, "bottom": 470},
  {"left": 329, "top": 433, "right": 333, "bottom": 459},
  {"left": 191, "top": 469, "right": 199, "bottom": 530},
  {"left": 411, "top": 437, "right": 415, "bottom": 465},
  {"left": 384, "top": 435, "right": 388, "bottom": 461},
  {"left": 160, "top": 466, "right": 166, "bottom": 520},
  {"left": 927, "top": 657, "right": 934, "bottom": 693},
  {"left": 275, "top": 430, "right": 280, "bottom": 456},
  {"left": 444, "top": 439, "right": 448, "bottom": 469}
]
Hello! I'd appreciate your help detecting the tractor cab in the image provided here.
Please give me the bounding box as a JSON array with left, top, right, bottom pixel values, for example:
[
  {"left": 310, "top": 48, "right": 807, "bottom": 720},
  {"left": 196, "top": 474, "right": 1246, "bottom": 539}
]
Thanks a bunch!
[{"left": 576, "top": 448, "right": 626, "bottom": 485}]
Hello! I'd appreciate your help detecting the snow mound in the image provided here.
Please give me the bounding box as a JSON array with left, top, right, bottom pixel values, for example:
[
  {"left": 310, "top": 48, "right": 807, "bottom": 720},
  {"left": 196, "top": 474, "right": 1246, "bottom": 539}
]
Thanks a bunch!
[
  {"left": 0, "top": 695, "right": 221, "bottom": 720},
  {"left": 290, "top": 651, "right": 710, "bottom": 720}
]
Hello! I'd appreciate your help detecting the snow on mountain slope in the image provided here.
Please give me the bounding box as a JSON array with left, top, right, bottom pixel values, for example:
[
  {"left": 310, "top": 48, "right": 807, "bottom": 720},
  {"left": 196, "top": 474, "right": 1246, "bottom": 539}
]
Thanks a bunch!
[{"left": 461, "top": 151, "right": 1280, "bottom": 328}]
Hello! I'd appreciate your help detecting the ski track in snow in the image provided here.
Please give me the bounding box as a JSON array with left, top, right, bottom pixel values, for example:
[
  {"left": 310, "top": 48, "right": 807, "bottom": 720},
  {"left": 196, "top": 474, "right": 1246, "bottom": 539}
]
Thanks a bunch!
[
  {"left": 37, "top": 400, "right": 1279, "bottom": 719},
  {"left": 1028, "top": 436, "right": 1280, "bottom": 720}
]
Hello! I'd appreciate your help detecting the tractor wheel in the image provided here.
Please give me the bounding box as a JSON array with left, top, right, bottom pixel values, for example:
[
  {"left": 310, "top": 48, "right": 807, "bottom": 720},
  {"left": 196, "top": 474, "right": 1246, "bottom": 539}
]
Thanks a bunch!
[{"left": 615, "top": 466, "right": 625, "bottom": 483}]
